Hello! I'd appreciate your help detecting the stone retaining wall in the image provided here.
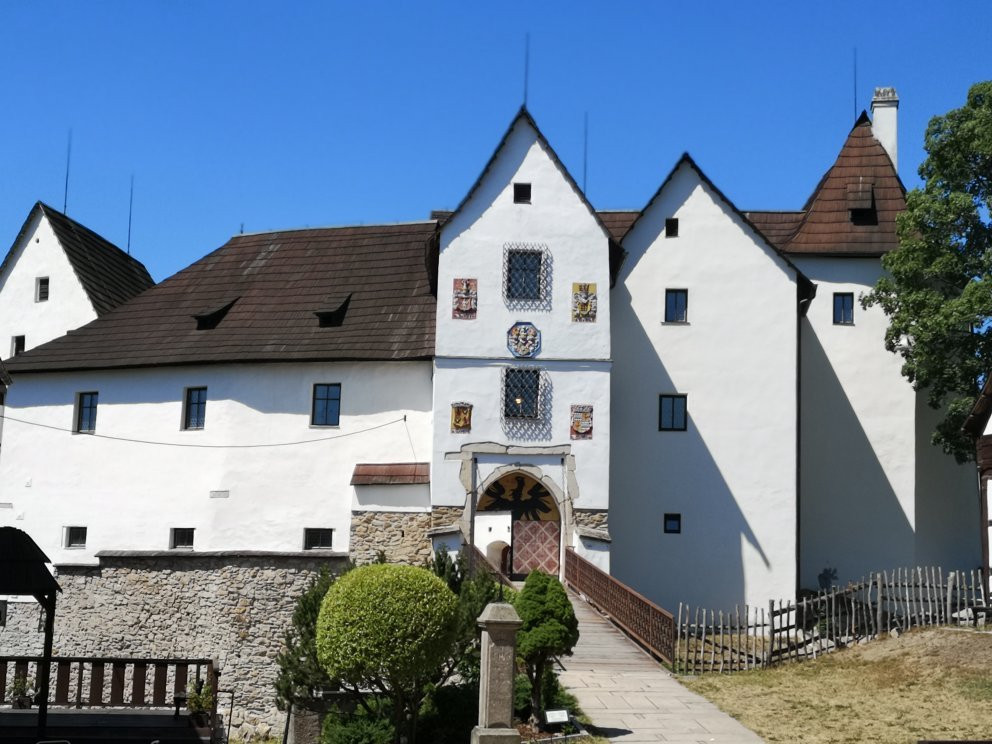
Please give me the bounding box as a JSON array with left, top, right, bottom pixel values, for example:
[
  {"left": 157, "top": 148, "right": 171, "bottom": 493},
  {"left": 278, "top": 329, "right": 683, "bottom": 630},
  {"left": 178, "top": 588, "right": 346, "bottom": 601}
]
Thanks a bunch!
[
  {"left": 0, "top": 551, "right": 348, "bottom": 742},
  {"left": 349, "top": 511, "right": 432, "bottom": 565}
]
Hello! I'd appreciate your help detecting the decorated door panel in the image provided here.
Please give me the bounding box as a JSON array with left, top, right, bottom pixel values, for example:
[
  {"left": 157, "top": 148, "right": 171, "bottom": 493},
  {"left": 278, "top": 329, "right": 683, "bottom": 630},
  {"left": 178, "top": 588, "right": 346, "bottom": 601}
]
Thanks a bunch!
[{"left": 512, "top": 520, "right": 560, "bottom": 576}]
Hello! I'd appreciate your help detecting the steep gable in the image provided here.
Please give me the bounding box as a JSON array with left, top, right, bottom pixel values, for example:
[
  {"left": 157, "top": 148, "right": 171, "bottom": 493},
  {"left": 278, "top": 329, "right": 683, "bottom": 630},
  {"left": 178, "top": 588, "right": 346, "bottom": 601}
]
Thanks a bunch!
[
  {"left": 0, "top": 203, "right": 154, "bottom": 317},
  {"left": 777, "top": 112, "right": 906, "bottom": 256}
]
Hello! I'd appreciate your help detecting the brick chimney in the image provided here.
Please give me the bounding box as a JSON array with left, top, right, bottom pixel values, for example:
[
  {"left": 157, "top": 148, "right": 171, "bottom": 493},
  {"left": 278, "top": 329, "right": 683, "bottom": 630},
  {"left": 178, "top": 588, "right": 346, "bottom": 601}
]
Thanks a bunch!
[{"left": 871, "top": 87, "right": 899, "bottom": 172}]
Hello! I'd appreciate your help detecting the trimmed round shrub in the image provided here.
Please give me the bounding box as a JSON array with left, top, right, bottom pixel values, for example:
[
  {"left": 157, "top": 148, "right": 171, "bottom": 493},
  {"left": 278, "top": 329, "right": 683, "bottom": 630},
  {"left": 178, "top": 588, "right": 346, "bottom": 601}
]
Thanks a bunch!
[{"left": 316, "top": 563, "right": 459, "bottom": 693}]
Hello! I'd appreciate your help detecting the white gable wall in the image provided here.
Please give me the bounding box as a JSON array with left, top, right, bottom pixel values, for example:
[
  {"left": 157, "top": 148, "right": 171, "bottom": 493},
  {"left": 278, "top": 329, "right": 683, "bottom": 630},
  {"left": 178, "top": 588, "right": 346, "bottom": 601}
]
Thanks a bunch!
[
  {"left": 796, "top": 256, "right": 979, "bottom": 587},
  {"left": 610, "top": 162, "right": 799, "bottom": 610},
  {"left": 0, "top": 211, "right": 97, "bottom": 358},
  {"left": 0, "top": 361, "right": 432, "bottom": 564},
  {"left": 432, "top": 116, "right": 612, "bottom": 568}
]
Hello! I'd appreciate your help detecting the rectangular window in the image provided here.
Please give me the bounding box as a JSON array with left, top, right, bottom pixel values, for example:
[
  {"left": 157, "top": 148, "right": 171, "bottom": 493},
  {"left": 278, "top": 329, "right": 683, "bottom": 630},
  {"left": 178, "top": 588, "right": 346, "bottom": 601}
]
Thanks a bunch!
[
  {"left": 11, "top": 335, "right": 25, "bottom": 356},
  {"left": 659, "top": 394, "right": 687, "bottom": 431},
  {"left": 506, "top": 249, "right": 543, "bottom": 301},
  {"left": 304, "top": 528, "right": 334, "bottom": 550},
  {"left": 664, "top": 289, "right": 688, "bottom": 323},
  {"left": 664, "top": 513, "right": 682, "bottom": 534},
  {"left": 170, "top": 528, "right": 195, "bottom": 549},
  {"left": 513, "top": 182, "right": 532, "bottom": 204},
  {"left": 183, "top": 387, "right": 207, "bottom": 430},
  {"left": 833, "top": 293, "right": 854, "bottom": 325},
  {"left": 36, "top": 277, "right": 49, "bottom": 302},
  {"left": 75, "top": 392, "right": 98, "bottom": 433},
  {"left": 311, "top": 383, "right": 341, "bottom": 427},
  {"left": 504, "top": 368, "right": 541, "bottom": 419},
  {"left": 65, "top": 526, "right": 87, "bottom": 548},
  {"left": 665, "top": 218, "right": 679, "bottom": 237}
]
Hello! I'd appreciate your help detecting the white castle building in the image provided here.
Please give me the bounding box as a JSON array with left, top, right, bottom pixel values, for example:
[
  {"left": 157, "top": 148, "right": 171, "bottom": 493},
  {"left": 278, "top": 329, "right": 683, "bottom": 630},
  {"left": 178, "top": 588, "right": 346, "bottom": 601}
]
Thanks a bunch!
[{"left": 0, "top": 87, "right": 982, "bottom": 736}]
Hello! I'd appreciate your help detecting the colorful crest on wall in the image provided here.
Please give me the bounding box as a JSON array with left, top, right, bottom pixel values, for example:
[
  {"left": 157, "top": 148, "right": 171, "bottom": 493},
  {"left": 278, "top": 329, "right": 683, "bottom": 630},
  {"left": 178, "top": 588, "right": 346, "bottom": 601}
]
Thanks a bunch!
[
  {"left": 570, "top": 404, "right": 594, "bottom": 440},
  {"left": 571, "top": 282, "right": 597, "bottom": 322},
  {"left": 507, "top": 322, "right": 541, "bottom": 358},
  {"left": 452, "top": 278, "right": 478, "bottom": 319},
  {"left": 451, "top": 402, "right": 473, "bottom": 433}
]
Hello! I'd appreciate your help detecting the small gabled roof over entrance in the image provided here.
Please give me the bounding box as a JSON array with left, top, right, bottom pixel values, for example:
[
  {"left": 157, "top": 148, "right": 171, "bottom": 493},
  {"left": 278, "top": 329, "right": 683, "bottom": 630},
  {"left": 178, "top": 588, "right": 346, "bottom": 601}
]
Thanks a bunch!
[
  {"left": 0, "top": 526, "right": 61, "bottom": 599},
  {"left": 1, "top": 202, "right": 154, "bottom": 316}
]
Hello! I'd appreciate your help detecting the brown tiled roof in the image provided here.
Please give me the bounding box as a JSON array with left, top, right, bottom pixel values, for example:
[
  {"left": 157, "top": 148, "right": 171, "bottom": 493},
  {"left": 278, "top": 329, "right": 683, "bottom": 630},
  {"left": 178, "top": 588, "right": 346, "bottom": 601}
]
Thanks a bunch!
[
  {"left": 1, "top": 203, "right": 154, "bottom": 318},
  {"left": 963, "top": 375, "right": 992, "bottom": 438},
  {"left": 351, "top": 462, "right": 430, "bottom": 485},
  {"left": 5, "top": 222, "right": 438, "bottom": 373},
  {"left": 742, "top": 211, "right": 805, "bottom": 249},
  {"left": 597, "top": 211, "right": 639, "bottom": 241},
  {"left": 780, "top": 112, "right": 906, "bottom": 256}
]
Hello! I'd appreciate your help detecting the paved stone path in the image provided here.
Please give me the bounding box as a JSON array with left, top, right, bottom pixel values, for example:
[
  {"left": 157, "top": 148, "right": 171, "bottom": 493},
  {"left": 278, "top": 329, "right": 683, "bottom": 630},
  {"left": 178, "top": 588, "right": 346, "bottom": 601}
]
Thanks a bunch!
[{"left": 558, "top": 592, "right": 764, "bottom": 743}]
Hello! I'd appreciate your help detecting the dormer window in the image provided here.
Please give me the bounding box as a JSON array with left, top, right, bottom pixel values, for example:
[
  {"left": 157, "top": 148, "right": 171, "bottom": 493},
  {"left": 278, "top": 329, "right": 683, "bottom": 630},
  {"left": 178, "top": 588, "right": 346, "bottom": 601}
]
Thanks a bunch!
[
  {"left": 513, "top": 183, "right": 532, "bottom": 204},
  {"left": 847, "top": 180, "right": 877, "bottom": 225},
  {"left": 36, "top": 277, "right": 49, "bottom": 302}
]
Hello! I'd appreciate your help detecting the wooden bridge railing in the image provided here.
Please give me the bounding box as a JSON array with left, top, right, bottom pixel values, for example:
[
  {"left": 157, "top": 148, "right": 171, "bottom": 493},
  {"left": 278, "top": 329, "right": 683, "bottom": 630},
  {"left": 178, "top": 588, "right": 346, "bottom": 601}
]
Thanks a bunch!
[
  {"left": 0, "top": 655, "right": 217, "bottom": 717},
  {"left": 466, "top": 543, "right": 515, "bottom": 588},
  {"left": 564, "top": 547, "right": 675, "bottom": 664}
]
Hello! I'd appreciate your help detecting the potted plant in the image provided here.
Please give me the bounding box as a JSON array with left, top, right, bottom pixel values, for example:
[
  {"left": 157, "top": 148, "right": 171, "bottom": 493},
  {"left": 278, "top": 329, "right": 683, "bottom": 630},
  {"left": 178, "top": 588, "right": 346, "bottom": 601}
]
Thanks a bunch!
[
  {"left": 7, "top": 675, "right": 35, "bottom": 709},
  {"left": 186, "top": 679, "right": 215, "bottom": 728}
]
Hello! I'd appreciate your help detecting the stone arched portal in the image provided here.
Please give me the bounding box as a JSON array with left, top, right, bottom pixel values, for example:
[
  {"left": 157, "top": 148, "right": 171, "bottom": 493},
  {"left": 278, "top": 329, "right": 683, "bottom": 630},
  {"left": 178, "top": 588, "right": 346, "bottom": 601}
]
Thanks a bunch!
[{"left": 478, "top": 470, "right": 561, "bottom": 577}]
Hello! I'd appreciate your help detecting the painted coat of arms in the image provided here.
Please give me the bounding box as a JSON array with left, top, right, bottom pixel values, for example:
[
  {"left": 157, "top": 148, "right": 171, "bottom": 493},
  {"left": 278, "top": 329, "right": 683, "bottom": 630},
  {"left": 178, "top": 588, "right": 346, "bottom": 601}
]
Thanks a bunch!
[
  {"left": 570, "top": 404, "right": 593, "bottom": 440},
  {"left": 571, "top": 282, "right": 597, "bottom": 322},
  {"left": 452, "top": 278, "right": 478, "bottom": 319},
  {"left": 451, "top": 402, "right": 473, "bottom": 433},
  {"left": 507, "top": 322, "right": 541, "bottom": 358}
]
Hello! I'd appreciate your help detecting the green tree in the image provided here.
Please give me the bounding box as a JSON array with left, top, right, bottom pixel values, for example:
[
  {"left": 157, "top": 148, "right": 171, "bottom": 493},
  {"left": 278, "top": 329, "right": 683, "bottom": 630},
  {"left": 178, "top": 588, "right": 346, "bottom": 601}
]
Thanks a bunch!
[
  {"left": 316, "top": 563, "right": 459, "bottom": 744},
  {"left": 863, "top": 81, "right": 992, "bottom": 461},
  {"left": 274, "top": 566, "right": 344, "bottom": 712},
  {"left": 515, "top": 571, "right": 579, "bottom": 728}
]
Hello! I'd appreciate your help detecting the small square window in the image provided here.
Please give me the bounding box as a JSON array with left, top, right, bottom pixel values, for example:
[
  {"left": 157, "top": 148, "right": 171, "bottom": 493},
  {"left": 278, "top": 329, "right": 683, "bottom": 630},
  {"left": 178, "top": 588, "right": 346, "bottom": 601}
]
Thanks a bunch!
[
  {"left": 504, "top": 368, "right": 541, "bottom": 419},
  {"left": 833, "top": 293, "right": 854, "bottom": 325},
  {"left": 659, "top": 394, "right": 687, "bottom": 431},
  {"left": 506, "top": 249, "right": 543, "bottom": 301},
  {"left": 170, "top": 528, "right": 195, "bottom": 549},
  {"left": 665, "top": 218, "right": 679, "bottom": 237},
  {"left": 513, "top": 183, "right": 532, "bottom": 204},
  {"left": 11, "top": 336, "right": 25, "bottom": 357},
  {"left": 664, "top": 513, "right": 682, "bottom": 534},
  {"left": 75, "top": 392, "right": 98, "bottom": 433},
  {"left": 304, "top": 528, "right": 334, "bottom": 550},
  {"left": 183, "top": 387, "right": 207, "bottom": 430},
  {"left": 664, "top": 289, "right": 688, "bottom": 323},
  {"left": 312, "top": 384, "right": 341, "bottom": 427},
  {"left": 36, "top": 277, "right": 49, "bottom": 302},
  {"left": 65, "top": 526, "right": 87, "bottom": 548}
]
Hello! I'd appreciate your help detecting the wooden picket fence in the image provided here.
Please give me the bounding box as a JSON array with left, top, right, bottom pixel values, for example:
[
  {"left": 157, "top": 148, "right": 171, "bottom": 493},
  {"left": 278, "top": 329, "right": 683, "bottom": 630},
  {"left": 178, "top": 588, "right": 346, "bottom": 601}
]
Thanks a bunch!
[{"left": 676, "top": 566, "right": 989, "bottom": 674}]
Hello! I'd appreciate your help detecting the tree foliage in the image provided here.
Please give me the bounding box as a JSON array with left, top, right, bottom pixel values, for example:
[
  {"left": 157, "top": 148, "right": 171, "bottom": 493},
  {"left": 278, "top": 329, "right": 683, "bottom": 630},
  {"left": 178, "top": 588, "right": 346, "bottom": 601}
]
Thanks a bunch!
[
  {"left": 515, "top": 571, "right": 579, "bottom": 727},
  {"left": 316, "top": 563, "right": 459, "bottom": 743},
  {"left": 274, "top": 566, "right": 343, "bottom": 711},
  {"left": 864, "top": 81, "right": 992, "bottom": 461}
]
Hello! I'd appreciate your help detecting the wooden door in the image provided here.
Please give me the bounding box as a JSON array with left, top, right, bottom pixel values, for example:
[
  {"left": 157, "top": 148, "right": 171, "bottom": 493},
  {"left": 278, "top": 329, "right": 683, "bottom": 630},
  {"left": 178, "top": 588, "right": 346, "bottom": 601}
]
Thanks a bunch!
[{"left": 512, "top": 520, "right": 560, "bottom": 576}]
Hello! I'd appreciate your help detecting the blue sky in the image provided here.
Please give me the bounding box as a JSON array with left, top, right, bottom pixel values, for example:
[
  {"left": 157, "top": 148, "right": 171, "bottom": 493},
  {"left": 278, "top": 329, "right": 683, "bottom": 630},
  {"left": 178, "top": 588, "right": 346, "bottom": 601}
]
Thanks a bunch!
[{"left": 1, "top": 2, "right": 988, "bottom": 281}]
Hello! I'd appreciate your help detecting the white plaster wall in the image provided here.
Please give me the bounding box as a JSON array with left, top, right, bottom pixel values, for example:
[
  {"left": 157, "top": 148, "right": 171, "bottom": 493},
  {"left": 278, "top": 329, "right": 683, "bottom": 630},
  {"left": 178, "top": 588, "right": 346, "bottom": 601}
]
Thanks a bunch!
[
  {"left": 436, "top": 117, "right": 612, "bottom": 361},
  {"left": 430, "top": 359, "right": 610, "bottom": 511},
  {"left": 796, "top": 256, "right": 979, "bottom": 587},
  {"left": 610, "top": 162, "right": 799, "bottom": 611},
  {"left": 0, "top": 361, "right": 432, "bottom": 564},
  {"left": 574, "top": 534, "right": 610, "bottom": 573},
  {"left": 0, "top": 212, "right": 97, "bottom": 357},
  {"left": 475, "top": 511, "right": 512, "bottom": 551},
  {"left": 352, "top": 484, "right": 430, "bottom": 512}
]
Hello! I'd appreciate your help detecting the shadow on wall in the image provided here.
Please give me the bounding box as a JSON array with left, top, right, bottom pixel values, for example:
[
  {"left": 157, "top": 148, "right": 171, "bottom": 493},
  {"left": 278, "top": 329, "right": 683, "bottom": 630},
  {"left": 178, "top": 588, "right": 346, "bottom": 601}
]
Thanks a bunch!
[
  {"left": 608, "top": 281, "right": 769, "bottom": 612},
  {"left": 799, "top": 319, "right": 914, "bottom": 589},
  {"left": 914, "top": 391, "right": 980, "bottom": 570}
]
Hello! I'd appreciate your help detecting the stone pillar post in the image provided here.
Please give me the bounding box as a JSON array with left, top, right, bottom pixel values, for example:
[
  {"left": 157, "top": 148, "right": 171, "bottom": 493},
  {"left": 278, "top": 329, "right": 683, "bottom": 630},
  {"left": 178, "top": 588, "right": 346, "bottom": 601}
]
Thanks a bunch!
[{"left": 471, "top": 602, "right": 522, "bottom": 744}]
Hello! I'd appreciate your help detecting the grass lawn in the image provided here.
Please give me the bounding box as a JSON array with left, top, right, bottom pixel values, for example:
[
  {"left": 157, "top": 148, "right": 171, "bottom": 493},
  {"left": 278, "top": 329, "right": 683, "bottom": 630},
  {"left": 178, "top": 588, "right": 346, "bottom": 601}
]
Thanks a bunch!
[{"left": 682, "top": 627, "right": 992, "bottom": 744}]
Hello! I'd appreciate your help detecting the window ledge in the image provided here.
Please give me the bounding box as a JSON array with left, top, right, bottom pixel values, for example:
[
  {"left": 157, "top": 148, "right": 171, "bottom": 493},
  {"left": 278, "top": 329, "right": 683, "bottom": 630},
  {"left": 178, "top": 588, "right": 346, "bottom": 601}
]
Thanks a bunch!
[
  {"left": 309, "top": 424, "right": 341, "bottom": 430},
  {"left": 662, "top": 321, "right": 691, "bottom": 326}
]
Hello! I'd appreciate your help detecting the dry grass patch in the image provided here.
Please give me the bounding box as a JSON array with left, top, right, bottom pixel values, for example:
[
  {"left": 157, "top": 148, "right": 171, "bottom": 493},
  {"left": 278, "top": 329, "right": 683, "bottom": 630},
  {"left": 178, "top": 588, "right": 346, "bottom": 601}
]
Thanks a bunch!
[{"left": 682, "top": 627, "right": 992, "bottom": 744}]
